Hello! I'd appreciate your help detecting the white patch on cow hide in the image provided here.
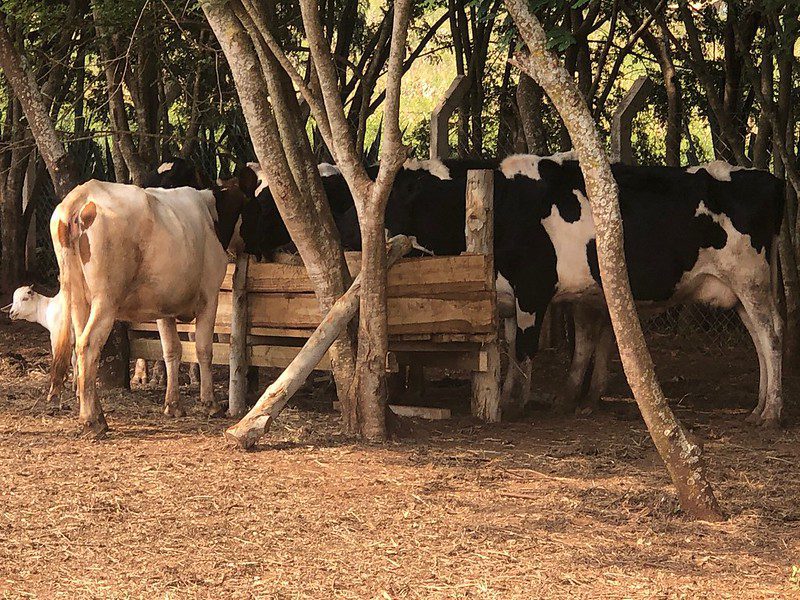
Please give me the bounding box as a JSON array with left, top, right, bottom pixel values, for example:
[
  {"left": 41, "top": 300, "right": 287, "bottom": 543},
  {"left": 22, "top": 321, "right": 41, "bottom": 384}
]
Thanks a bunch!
[
  {"left": 516, "top": 299, "right": 536, "bottom": 331},
  {"left": 500, "top": 150, "right": 576, "bottom": 180},
  {"left": 542, "top": 189, "right": 599, "bottom": 298},
  {"left": 496, "top": 272, "right": 514, "bottom": 297},
  {"left": 246, "top": 162, "right": 269, "bottom": 197},
  {"left": 199, "top": 189, "right": 219, "bottom": 223},
  {"left": 675, "top": 201, "right": 768, "bottom": 309},
  {"left": 403, "top": 158, "right": 451, "bottom": 180},
  {"left": 317, "top": 162, "right": 340, "bottom": 177},
  {"left": 157, "top": 162, "right": 174, "bottom": 174},
  {"left": 686, "top": 161, "right": 749, "bottom": 182}
]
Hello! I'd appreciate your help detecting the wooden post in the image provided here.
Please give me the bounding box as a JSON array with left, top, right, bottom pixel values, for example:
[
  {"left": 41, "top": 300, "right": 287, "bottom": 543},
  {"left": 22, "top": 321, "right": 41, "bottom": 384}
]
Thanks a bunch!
[
  {"left": 430, "top": 75, "right": 471, "bottom": 160},
  {"left": 225, "top": 236, "right": 412, "bottom": 449},
  {"left": 610, "top": 76, "right": 654, "bottom": 164},
  {"left": 465, "top": 169, "right": 501, "bottom": 422},
  {"left": 228, "top": 253, "right": 250, "bottom": 418}
]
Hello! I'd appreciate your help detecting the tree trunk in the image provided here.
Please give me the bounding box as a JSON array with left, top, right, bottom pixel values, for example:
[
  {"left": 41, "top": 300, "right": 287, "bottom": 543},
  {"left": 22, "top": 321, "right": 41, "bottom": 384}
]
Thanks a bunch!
[
  {"left": 92, "top": 5, "right": 149, "bottom": 185},
  {"left": 352, "top": 206, "right": 390, "bottom": 439},
  {"left": 0, "top": 13, "right": 81, "bottom": 197},
  {"left": 516, "top": 74, "right": 550, "bottom": 155},
  {"left": 505, "top": 0, "right": 724, "bottom": 521},
  {"left": 201, "top": 0, "right": 359, "bottom": 428},
  {"left": 293, "top": 0, "right": 412, "bottom": 440}
]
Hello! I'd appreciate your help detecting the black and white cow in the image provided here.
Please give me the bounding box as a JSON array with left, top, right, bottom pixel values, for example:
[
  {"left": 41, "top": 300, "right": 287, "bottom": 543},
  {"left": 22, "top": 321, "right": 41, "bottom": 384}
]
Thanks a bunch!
[
  {"left": 491, "top": 155, "right": 784, "bottom": 426},
  {"left": 236, "top": 158, "right": 498, "bottom": 258},
  {"left": 370, "top": 153, "right": 783, "bottom": 426}
]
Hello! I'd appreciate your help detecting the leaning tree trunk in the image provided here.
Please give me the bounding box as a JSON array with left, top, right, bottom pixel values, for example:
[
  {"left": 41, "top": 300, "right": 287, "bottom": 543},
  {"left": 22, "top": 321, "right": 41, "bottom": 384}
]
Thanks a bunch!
[{"left": 505, "top": 0, "right": 724, "bottom": 521}]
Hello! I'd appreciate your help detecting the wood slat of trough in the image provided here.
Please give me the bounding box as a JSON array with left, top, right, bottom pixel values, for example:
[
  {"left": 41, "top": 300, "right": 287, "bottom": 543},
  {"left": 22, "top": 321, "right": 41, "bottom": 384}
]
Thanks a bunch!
[
  {"left": 214, "top": 291, "right": 495, "bottom": 334},
  {"left": 220, "top": 254, "right": 490, "bottom": 296},
  {"left": 129, "top": 338, "right": 332, "bottom": 370}
]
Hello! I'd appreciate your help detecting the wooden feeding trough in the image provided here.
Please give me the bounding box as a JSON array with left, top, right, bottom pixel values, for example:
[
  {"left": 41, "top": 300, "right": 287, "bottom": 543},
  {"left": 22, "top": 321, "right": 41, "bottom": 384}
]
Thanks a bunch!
[{"left": 128, "top": 170, "right": 502, "bottom": 422}]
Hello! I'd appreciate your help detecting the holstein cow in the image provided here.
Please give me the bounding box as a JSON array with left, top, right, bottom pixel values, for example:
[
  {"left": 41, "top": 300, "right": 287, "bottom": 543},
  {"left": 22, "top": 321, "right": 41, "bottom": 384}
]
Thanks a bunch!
[
  {"left": 49, "top": 179, "right": 244, "bottom": 437},
  {"left": 491, "top": 155, "right": 784, "bottom": 426},
  {"left": 371, "top": 154, "right": 783, "bottom": 426}
]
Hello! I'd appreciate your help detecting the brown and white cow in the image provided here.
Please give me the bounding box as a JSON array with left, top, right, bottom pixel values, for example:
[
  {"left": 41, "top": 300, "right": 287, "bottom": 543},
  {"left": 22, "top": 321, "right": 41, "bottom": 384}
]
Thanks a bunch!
[{"left": 48, "top": 179, "right": 243, "bottom": 437}]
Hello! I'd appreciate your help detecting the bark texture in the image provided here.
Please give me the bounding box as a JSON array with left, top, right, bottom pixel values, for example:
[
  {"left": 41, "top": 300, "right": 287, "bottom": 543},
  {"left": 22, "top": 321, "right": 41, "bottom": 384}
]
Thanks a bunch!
[
  {"left": 505, "top": 0, "right": 724, "bottom": 521},
  {"left": 201, "top": 0, "right": 358, "bottom": 427},
  {"left": 0, "top": 13, "right": 80, "bottom": 197}
]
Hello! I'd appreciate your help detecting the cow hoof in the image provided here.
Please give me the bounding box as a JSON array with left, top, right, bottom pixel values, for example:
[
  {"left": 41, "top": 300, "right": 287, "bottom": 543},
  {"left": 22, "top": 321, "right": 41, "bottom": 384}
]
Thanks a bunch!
[
  {"left": 575, "top": 404, "right": 596, "bottom": 417},
  {"left": 164, "top": 404, "right": 187, "bottom": 418},
  {"left": 78, "top": 417, "right": 108, "bottom": 439}
]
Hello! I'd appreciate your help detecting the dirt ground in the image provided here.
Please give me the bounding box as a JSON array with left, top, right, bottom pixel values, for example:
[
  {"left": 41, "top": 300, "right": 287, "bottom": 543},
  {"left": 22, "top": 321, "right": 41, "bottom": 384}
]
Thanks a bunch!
[{"left": 1, "top": 319, "right": 799, "bottom": 599}]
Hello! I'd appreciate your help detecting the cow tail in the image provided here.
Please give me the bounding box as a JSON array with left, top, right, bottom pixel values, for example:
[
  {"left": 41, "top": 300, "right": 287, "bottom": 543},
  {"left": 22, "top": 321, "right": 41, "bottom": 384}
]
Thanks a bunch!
[{"left": 49, "top": 199, "right": 95, "bottom": 390}]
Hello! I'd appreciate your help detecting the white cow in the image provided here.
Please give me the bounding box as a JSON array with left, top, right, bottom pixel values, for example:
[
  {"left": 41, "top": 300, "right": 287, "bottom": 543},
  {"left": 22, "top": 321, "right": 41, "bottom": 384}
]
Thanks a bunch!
[{"left": 48, "top": 180, "right": 243, "bottom": 437}]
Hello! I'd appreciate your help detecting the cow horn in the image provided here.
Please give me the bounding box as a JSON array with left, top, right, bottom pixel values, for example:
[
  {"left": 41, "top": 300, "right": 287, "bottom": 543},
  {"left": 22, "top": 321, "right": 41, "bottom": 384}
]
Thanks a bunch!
[{"left": 0, "top": 303, "right": 12, "bottom": 313}]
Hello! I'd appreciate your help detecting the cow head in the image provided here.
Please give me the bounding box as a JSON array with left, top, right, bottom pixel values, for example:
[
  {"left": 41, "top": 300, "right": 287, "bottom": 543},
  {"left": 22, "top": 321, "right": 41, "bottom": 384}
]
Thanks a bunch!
[
  {"left": 144, "top": 158, "right": 212, "bottom": 190},
  {"left": 211, "top": 184, "right": 247, "bottom": 252},
  {"left": 3, "top": 285, "right": 38, "bottom": 322}
]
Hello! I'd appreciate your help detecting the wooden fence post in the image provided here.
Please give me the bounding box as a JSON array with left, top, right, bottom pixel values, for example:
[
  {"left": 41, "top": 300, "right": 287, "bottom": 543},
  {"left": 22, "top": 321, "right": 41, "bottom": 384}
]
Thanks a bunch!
[
  {"left": 610, "top": 76, "right": 654, "bottom": 164},
  {"left": 228, "top": 253, "right": 250, "bottom": 418},
  {"left": 430, "top": 75, "right": 471, "bottom": 160},
  {"left": 465, "top": 169, "right": 500, "bottom": 422}
]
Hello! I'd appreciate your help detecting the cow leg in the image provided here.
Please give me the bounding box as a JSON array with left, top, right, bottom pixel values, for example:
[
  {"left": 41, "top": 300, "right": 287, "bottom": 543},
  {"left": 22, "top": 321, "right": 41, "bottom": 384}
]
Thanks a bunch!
[
  {"left": 157, "top": 318, "right": 185, "bottom": 418},
  {"left": 187, "top": 331, "right": 200, "bottom": 387},
  {"left": 736, "top": 305, "right": 767, "bottom": 421},
  {"left": 500, "top": 315, "right": 530, "bottom": 419},
  {"left": 75, "top": 302, "right": 114, "bottom": 438},
  {"left": 195, "top": 297, "right": 224, "bottom": 418},
  {"left": 132, "top": 358, "right": 149, "bottom": 386},
  {"left": 554, "top": 304, "right": 598, "bottom": 414},
  {"left": 577, "top": 319, "right": 614, "bottom": 415},
  {"left": 736, "top": 294, "right": 783, "bottom": 427},
  {"left": 151, "top": 360, "right": 166, "bottom": 387}
]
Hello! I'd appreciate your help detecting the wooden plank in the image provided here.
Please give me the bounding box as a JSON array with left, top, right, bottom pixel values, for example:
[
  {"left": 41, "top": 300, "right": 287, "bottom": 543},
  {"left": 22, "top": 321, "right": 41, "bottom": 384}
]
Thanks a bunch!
[
  {"left": 215, "top": 290, "right": 494, "bottom": 334},
  {"left": 130, "top": 338, "right": 332, "bottom": 370},
  {"left": 250, "top": 345, "right": 331, "bottom": 370},
  {"left": 130, "top": 339, "right": 229, "bottom": 365},
  {"left": 395, "top": 350, "right": 487, "bottom": 372},
  {"left": 233, "top": 254, "right": 489, "bottom": 295}
]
